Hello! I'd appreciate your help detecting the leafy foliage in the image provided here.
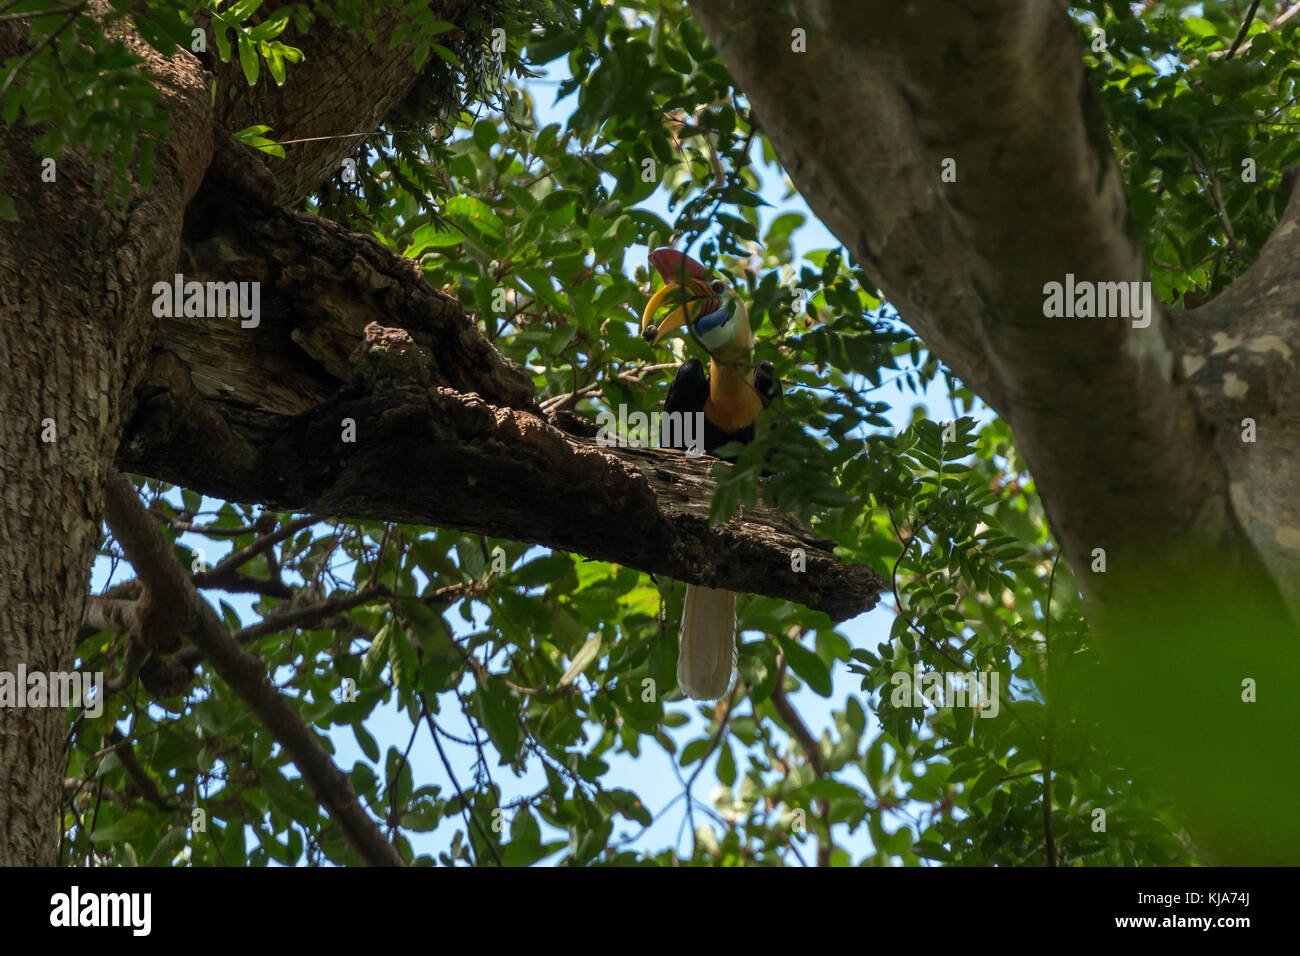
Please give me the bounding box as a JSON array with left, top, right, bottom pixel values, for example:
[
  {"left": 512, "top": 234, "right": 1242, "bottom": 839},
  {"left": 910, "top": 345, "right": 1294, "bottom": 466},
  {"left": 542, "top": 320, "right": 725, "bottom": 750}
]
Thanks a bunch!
[
  {"left": 27, "top": 0, "right": 1284, "bottom": 865},
  {"left": 0, "top": 0, "right": 307, "bottom": 210},
  {"left": 1078, "top": 0, "right": 1300, "bottom": 303}
]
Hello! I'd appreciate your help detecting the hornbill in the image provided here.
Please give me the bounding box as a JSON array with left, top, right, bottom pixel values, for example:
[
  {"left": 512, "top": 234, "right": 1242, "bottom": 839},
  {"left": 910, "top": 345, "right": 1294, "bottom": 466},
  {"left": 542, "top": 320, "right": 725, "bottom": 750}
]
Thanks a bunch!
[{"left": 640, "top": 247, "right": 780, "bottom": 700}]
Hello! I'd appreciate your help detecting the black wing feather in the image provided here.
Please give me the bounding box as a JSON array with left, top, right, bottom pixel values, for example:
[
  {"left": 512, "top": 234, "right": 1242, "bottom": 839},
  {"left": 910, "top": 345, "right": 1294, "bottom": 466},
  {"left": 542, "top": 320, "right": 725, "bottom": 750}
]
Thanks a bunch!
[
  {"left": 754, "top": 360, "right": 782, "bottom": 406},
  {"left": 662, "top": 358, "right": 709, "bottom": 450},
  {"left": 661, "top": 357, "right": 783, "bottom": 459}
]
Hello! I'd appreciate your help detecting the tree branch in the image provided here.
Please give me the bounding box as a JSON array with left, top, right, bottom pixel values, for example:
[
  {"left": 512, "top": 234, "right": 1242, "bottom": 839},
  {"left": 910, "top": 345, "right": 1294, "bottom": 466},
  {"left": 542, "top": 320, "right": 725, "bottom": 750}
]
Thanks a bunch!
[
  {"left": 101, "top": 470, "right": 405, "bottom": 866},
  {"left": 120, "top": 363, "right": 883, "bottom": 621},
  {"left": 1227, "top": 0, "right": 1263, "bottom": 58},
  {"left": 104, "top": 728, "right": 176, "bottom": 812},
  {"left": 113, "top": 130, "right": 884, "bottom": 622},
  {"left": 771, "top": 650, "right": 830, "bottom": 866}
]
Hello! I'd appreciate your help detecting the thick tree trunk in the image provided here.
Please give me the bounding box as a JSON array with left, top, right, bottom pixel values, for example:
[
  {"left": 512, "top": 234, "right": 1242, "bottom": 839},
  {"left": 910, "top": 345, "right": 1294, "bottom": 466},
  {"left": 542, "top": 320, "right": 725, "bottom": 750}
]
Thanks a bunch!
[
  {"left": 0, "top": 177, "right": 109, "bottom": 862},
  {"left": 688, "top": 0, "right": 1299, "bottom": 635},
  {"left": 0, "top": 25, "right": 211, "bottom": 864},
  {"left": 686, "top": 0, "right": 1300, "bottom": 862}
]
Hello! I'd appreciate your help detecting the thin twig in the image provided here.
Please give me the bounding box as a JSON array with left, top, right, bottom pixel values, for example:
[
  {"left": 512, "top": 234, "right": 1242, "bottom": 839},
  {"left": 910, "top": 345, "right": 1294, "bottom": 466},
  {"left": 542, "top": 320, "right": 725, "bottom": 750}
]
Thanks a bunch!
[
  {"left": 104, "top": 727, "right": 176, "bottom": 811},
  {"left": 1226, "top": 0, "right": 1263, "bottom": 59},
  {"left": 0, "top": 4, "right": 81, "bottom": 21},
  {"left": 1042, "top": 548, "right": 1063, "bottom": 866},
  {"left": 681, "top": 683, "right": 740, "bottom": 858},
  {"left": 0, "top": 2, "right": 82, "bottom": 103},
  {"left": 419, "top": 702, "right": 503, "bottom": 866},
  {"left": 770, "top": 650, "right": 831, "bottom": 866}
]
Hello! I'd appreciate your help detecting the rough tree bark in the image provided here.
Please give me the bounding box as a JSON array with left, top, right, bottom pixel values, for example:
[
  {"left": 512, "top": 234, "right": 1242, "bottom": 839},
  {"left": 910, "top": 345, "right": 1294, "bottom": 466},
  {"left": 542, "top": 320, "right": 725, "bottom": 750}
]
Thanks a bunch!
[
  {"left": 0, "top": 20, "right": 212, "bottom": 867},
  {"left": 686, "top": 0, "right": 1300, "bottom": 863},
  {"left": 689, "top": 0, "right": 1299, "bottom": 634}
]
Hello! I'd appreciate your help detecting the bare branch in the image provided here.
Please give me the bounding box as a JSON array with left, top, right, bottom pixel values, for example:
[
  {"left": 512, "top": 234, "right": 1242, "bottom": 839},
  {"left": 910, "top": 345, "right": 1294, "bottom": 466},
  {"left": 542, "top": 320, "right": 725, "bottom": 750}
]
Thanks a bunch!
[{"left": 101, "top": 471, "right": 405, "bottom": 866}]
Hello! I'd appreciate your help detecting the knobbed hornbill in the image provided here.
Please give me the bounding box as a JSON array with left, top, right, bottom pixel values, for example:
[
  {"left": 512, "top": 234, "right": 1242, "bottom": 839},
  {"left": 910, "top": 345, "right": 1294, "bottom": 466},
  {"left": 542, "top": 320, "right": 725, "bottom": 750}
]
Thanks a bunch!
[{"left": 640, "top": 247, "right": 780, "bottom": 700}]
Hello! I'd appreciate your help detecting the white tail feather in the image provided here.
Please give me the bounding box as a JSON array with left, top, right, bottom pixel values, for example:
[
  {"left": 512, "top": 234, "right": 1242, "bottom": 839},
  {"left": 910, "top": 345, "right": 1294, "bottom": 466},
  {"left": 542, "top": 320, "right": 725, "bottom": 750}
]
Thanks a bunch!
[{"left": 678, "top": 584, "right": 736, "bottom": 700}]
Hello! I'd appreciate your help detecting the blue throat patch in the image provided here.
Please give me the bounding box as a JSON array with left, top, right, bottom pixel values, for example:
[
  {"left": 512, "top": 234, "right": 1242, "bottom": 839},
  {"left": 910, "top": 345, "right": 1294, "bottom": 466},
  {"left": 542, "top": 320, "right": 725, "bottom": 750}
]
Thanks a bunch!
[{"left": 693, "top": 305, "right": 730, "bottom": 337}]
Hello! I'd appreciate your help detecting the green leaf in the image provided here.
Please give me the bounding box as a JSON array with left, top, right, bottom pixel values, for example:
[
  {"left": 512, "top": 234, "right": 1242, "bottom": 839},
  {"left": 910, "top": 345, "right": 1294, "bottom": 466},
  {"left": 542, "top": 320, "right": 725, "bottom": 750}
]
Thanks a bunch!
[
  {"left": 352, "top": 722, "right": 379, "bottom": 762},
  {"left": 212, "top": 24, "right": 232, "bottom": 62},
  {"left": 2, "top": 89, "right": 20, "bottom": 126},
  {"left": 405, "top": 222, "right": 463, "bottom": 255},
  {"left": 267, "top": 45, "right": 286, "bottom": 85},
  {"left": 913, "top": 839, "right": 951, "bottom": 862},
  {"left": 233, "top": 124, "right": 284, "bottom": 158},
  {"left": 517, "top": 268, "right": 567, "bottom": 310},
  {"left": 512, "top": 553, "right": 573, "bottom": 587},
  {"left": 473, "top": 120, "right": 498, "bottom": 151},
  {"left": 89, "top": 810, "right": 151, "bottom": 845},
  {"left": 443, "top": 194, "right": 504, "bottom": 238},
  {"left": 144, "top": 824, "right": 188, "bottom": 865},
  {"left": 679, "top": 737, "right": 712, "bottom": 766},
  {"left": 501, "top": 807, "right": 555, "bottom": 866},
  {"left": 777, "top": 635, "right": 832, "bottom": 697},
  {"left": 360, "top": 622, "right": 390, "bottom": 686},
  {"left": 386, "top": 622, "right": 417, "bottom": 690},
  {"left": 764, "top": 212, "right": 805, "bottom": 244},
  {"left": 136, "top": 137, "right": 156, "bottom": 190},
  {"left": 248, "top": 16, "right": 291, "bottom": 43},
  {"left": 227, "top": 0, "right": 263, "bottom": 22},
  {"left": 716, "top": 212, "right": 758, "bottom": 241},
  {"left": 662, "top": 44, "right": 692, "bottom": 75},
  {"left": 237, "top": 35, "right": 259, "bottom": 85},
  {"left": 475, "top": 682, "right": 521, "bottom": 763},
  {"left": 716, "top": 741, "right": 736, "bottom": 786}
]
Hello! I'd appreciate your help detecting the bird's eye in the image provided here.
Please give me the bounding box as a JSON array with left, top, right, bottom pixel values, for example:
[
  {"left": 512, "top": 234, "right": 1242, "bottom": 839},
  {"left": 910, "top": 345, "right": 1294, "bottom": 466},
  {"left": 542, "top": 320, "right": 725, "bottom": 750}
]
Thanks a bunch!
[{"left": 710, "top": 280, "right": 725, "bottom": 295}]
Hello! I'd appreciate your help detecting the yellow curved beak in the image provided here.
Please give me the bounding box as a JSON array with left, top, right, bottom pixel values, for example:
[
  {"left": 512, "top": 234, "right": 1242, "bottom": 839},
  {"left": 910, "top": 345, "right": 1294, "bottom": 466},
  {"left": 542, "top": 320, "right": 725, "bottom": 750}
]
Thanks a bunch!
[
  {"left": 641, "top": 280, "right": 716, "bottom": 345},
  {"left": 641, "top": 282, "right": 688, "bottom": 344}
]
